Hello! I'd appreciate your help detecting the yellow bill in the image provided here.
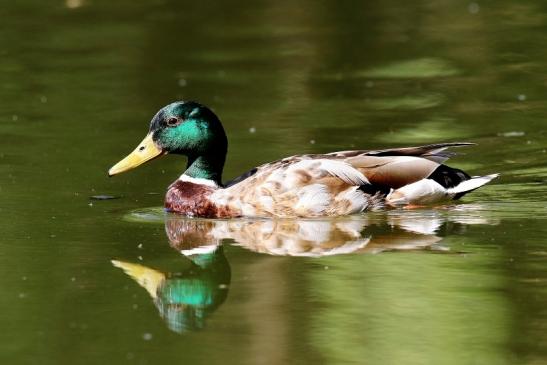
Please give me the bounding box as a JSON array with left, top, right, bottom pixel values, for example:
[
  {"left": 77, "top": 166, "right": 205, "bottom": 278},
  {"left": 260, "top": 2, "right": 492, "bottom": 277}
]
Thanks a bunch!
[
  {"left": 108, "top": 133, "right": 164, "bottom": 176},
  {"left": 111, "top": 260, "right": 165, "bottom": 299}
]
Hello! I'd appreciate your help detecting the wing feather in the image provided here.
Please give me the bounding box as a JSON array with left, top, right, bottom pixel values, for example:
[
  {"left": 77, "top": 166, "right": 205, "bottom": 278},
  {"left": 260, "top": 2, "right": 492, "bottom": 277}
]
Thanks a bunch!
[
  {"left": 328, "top": 142, "right": 474, "bottom": 163},
  {"left": 345, "top": 155, "right": 440, "bottom": 189},
  {"left": 287, "top": 159, "right": 369, "bottom": 186}
]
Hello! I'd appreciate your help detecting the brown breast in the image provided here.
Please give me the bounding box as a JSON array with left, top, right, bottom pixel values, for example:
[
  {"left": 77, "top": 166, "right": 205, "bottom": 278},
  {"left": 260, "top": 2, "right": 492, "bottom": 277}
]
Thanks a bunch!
[{"left": 165, "top": 180, "right": 237, "bottom": 218}]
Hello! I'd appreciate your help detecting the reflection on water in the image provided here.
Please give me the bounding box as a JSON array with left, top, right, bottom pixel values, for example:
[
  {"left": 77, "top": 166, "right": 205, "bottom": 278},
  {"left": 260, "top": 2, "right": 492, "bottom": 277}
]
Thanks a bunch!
[
  {"left": 165, "top": 215, "right": 447, "bottom": 257},
  {"left": 114, "top": 208, "right": 499, "bottom": 333},
  {"left": 112, "top": 247, "right": 230, "bottom": 334}
]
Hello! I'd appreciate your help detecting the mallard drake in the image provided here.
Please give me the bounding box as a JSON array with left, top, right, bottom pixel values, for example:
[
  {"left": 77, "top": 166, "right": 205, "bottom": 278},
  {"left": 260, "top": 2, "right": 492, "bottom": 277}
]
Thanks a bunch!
[{"left": 109, "top": 101, "right": 498, "bottom": 218}]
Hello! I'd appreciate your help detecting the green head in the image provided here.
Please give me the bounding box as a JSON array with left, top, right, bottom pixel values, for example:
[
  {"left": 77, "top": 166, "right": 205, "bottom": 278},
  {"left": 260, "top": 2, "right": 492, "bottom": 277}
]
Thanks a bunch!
[{"left": 109, "top": 101, "right": 228, "bottom": 184}]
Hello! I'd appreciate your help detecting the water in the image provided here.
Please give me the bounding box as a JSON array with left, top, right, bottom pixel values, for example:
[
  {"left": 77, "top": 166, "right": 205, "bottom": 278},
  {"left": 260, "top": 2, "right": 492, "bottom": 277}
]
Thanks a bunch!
[{"left": 1, "top": 0, "right": 546, "bottom": 364}]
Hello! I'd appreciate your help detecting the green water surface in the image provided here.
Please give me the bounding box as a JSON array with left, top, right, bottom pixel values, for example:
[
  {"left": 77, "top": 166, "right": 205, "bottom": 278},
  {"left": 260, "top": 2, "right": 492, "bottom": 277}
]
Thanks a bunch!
[{"left": 1, "top": 1, "right": 546, "bottom": 364}]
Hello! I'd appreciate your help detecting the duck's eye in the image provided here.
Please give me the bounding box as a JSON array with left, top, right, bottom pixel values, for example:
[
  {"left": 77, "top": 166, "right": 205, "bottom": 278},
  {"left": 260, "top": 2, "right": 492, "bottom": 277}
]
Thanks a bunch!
[{"left": 167, "top": 117, "right": 179, "bottom": 127}]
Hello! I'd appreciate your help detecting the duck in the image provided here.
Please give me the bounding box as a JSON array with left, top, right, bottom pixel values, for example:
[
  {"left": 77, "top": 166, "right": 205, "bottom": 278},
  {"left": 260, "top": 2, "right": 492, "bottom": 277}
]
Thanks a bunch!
[{"left": 108, "top": 101, "right": 498, "bottom": 218}]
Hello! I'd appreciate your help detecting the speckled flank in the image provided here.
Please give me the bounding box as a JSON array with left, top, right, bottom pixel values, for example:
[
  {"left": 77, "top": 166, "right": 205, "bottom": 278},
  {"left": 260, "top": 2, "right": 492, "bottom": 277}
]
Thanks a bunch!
[
  {"left": 215, "top": 144, "right": 496, "bottom": 217},
  {"left": 210, "top": 156, "right": 380, "bottom": 217}
]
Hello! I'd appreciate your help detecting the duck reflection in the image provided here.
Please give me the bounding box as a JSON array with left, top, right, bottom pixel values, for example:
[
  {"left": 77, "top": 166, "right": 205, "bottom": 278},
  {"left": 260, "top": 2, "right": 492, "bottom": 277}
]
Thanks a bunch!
[
  {"left": 112, "top": 246, "right": 230, "bottom": 334},
  {"left": 165, "top": 216, "right": 444, "bottom": 256},
  {"left": 112, "top": 208, "right": 498, "bottom": 333}
]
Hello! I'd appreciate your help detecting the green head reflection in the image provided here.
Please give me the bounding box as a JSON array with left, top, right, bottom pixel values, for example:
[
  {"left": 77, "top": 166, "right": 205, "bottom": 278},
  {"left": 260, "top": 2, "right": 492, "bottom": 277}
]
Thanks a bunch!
[
  {"left": 112, "top": 246, "right": 230, "bottom": 334},
  {"left": 156, "top": 248, "right": 230, "bottom": 333}
]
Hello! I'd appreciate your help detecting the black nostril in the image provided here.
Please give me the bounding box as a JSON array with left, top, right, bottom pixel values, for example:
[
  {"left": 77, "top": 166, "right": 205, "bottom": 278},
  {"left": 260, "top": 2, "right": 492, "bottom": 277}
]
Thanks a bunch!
[{"left": 139, "top": 146, "right": 145, "bottom": 151}]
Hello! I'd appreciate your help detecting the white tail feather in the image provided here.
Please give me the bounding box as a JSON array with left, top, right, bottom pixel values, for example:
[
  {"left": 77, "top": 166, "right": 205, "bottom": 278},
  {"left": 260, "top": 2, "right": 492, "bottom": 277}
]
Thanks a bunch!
[
  {"left": 448, "top": 174, "right": 499, "bottom": 194},
  {"left": 387, "top": 173, "right": 499, "bottom": 206}
]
